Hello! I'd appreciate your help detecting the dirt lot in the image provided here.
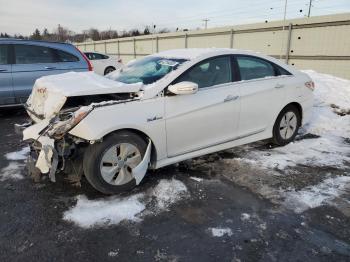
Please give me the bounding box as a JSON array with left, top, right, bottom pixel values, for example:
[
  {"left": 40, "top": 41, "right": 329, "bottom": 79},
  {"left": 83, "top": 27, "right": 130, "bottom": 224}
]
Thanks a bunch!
[{"left": 0, "top": 108, "right": 349, "bottom": 262}]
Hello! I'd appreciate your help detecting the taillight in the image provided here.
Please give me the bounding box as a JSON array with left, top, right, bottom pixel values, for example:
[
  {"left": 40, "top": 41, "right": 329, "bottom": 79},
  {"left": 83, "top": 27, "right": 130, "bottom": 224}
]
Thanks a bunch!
[
  {"left": 75, "top": 46, "right": 93, "bottom": 71},
  {"left": 305, "top": 81, "right": 315, "bottom": 91}
]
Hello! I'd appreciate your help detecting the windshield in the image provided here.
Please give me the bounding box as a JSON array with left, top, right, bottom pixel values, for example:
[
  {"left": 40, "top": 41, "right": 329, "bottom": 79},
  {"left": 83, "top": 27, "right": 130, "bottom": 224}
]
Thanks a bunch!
[{"left": 108, "top": 56, "right": 188, "bottom": 85}]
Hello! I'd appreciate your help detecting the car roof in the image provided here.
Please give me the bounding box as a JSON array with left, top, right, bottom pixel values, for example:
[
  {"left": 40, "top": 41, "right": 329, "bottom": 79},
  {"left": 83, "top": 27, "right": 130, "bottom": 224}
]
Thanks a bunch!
[
  {"left": 153, "top": 48, "right": 257, "bottom": 60},
  {"left": 0, "top": 38, "right": 72, "bottom": 45}
]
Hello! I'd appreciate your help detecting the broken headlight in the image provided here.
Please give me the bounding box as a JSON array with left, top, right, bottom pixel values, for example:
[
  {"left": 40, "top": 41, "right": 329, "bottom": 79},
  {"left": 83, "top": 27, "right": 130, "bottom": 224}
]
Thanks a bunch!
[{"left": 47, "top": 107, "right": 92, "bottom": 137}]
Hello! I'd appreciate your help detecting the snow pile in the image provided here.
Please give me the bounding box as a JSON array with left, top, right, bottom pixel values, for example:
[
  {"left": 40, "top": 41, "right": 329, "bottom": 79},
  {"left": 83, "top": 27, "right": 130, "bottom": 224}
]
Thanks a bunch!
[
  {"left": 0, "top": 162, "right": 25, "bottom": 181},
  {"left": 302, "top": 70, "right": 350, "bottom": 138},
  {"left": 63, "top": 178, "right": 188, "bottom": 228},
  {"left": 303, "top": 70, "right": 350, "bottom": 113},
  {"left": 63, "top": 194, "right": 145, "bottom": 228},
  {"left": 210, "top": 227, "right": 233, "bottom": 237},
  {"left": 283, "top": 176, "right": 350, "bottom": 213},
  {"left": 244, "top": 135, "right": 350, "bottom": 169},
  {"left": 5, "top": 147, "right": 30, "bottom": 161},
  {"left": 1, "top": 147, "right": 30, "bottom": 181}
]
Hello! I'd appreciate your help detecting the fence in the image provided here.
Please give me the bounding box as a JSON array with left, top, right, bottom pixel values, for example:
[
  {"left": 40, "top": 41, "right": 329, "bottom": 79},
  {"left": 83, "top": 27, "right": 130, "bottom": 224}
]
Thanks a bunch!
[{"left": 76, "top": 13, "right": 350, "bottom": 79}]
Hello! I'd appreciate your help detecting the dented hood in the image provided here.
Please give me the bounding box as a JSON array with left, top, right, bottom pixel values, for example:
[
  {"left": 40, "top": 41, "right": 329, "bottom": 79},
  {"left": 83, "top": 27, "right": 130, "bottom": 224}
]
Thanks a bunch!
[{"left": 26, "top": 71, "right": 143, "bottom": 119}]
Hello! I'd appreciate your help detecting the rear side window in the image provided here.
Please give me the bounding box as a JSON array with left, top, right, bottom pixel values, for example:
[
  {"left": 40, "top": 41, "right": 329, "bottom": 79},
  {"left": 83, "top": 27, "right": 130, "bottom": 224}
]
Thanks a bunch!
[
  {"left": 85, "top": 53, "right": 93, "bottom": 60},
  {"left": 276, "top": 65, "right": 292, "bottom": 76},
  {"left": 175, "top": 56, "right": 232, "bottom": 89},
  {"left": 56, "top": 49, "right": 79, "bottom": 62},
  {"left": 14, "top": 44, "right": 56, "bottom": 64},
  {"left": 86, "top": 53, "right": 108, "bottom": 60},
  {"left": 0, "top": 45, "right": 8, "bottom": 65},
  {"left": 236, "top": 56, "right": 276, "bottom": 81}
]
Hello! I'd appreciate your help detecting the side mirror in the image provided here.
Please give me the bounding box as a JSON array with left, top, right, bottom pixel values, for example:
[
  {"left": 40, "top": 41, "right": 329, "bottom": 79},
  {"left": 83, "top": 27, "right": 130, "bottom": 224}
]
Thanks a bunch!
[{"left": 168, "top": 81, "right": 198, "bottom": 95}]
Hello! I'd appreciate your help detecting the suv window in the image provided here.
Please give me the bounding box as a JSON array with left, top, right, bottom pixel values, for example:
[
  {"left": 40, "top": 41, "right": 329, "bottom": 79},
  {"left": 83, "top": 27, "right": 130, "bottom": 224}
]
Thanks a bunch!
[
  {"left": 56, "top": 49, "right": 79, "bottom": 62},
  {"left": 236, "top": 56, "right": 276, "bottom": 81},
  {"left": 14, "top": 44, "right": 56, "bottom": 64},
  {"left": 0, "top": 45, "right": 8, "bottom": 65},
  {"left": 175, "top": 56, "right": 232, "bottom": 88}
]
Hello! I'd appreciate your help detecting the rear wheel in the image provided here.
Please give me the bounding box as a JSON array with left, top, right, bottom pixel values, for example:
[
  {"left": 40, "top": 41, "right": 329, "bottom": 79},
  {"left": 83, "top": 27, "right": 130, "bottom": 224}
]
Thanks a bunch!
[
  {"left": 104, "top": 66, "right": 115, "bottom": 75},
  {"left": 83, "top": 132, "right": 147, "bottom": 194},
  {"left": 272, "top": 105, "right": 301, "bottom": 146}
]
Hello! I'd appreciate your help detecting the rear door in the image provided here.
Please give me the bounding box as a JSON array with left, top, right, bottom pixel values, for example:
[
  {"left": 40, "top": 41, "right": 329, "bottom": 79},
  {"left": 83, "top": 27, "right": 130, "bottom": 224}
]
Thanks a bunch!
[
  {"left": 0, "top": 44, "right": 15, "bottom": 105},
  {"left": 234, "top": 55, "right": 287, "bottom": 137},
  {"left": 12, "top": 44, "right": 63, "bottom": 104}
]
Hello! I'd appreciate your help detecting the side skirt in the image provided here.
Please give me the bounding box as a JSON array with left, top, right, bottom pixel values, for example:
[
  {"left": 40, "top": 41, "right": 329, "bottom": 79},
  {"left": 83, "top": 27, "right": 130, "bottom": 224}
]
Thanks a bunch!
[{"left": 155, "top": 128, "right": 271, "bottom": 169}]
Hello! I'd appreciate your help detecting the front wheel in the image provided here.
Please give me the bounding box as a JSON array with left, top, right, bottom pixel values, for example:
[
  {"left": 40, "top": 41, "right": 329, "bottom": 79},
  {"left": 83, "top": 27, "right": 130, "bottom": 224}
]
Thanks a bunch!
[
  {"left": 83, "top": 132, "right": 147, "bottom": 194},
  {"left": 272, "top": 105, "right": 301, "bottom": 146}
]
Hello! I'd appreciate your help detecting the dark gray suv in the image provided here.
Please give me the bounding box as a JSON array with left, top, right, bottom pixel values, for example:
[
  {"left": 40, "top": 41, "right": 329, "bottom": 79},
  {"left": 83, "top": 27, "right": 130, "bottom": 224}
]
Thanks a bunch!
[{"left": 0, "top": 39, "right": 92, "bottom": 107}]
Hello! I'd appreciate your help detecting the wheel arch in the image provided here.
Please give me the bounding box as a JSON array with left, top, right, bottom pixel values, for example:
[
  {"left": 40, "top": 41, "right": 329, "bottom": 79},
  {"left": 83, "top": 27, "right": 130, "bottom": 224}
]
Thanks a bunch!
[
  {"left": 284, "top": 102, "right": 303, "bottom": 126},
  {"left": 104, "top": 128, "right": 158, "bottom": 168},
  {"left": 271, "top": 102, "right": 303, "bottom": 137},
  {"left": 104, "top": 66, "right": 116, "bottom": 75}
]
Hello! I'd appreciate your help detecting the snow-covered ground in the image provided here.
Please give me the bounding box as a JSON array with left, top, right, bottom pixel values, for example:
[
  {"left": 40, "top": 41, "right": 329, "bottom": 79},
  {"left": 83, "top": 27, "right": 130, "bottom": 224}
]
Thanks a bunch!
[
  {"left": 63, "top": 178, "right": 189, "bottom": 228},
  {"left": 0, "top": 147, "right": 29, "bottom": 181}
]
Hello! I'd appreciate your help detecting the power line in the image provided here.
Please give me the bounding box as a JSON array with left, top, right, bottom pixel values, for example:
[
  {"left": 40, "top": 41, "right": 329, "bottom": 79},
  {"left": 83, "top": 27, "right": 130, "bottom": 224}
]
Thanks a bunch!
[{"left": 153, "top": 0, "right": 313, "bottom": 28}]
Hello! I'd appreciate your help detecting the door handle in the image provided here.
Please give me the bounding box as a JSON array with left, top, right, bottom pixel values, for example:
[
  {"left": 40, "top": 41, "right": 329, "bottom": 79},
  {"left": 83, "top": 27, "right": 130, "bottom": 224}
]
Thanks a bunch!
[
  {"left": 0, "top": 69, "right": 8, "bottom": 72},
  {"left": 44, "top": 66, "right": 56, "bottom": 70},
  {"left": 224, "top": 95, "right": 239, "bottom": 102},
  {"left": 275, "top": 83, "right": 285, "bottom": 89}
]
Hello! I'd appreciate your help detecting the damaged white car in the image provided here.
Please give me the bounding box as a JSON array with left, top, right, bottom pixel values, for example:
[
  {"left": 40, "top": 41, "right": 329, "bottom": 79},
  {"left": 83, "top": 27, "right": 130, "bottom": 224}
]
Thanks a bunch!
[{"left": 18, "top": 48, "right": 314, "bottom": 194}]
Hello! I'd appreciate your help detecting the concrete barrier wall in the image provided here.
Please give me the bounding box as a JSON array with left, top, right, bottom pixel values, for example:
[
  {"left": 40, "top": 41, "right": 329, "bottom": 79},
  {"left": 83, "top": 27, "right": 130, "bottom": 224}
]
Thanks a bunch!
[{"left": 76, "top": 13, "right": 350, "bottom": 79}]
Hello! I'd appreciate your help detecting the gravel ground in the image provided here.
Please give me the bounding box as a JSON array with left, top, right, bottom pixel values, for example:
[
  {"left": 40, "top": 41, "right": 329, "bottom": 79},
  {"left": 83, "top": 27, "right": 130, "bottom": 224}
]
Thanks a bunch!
[{"left": 0, "top": 109, "right": 349, "bottom": 262}]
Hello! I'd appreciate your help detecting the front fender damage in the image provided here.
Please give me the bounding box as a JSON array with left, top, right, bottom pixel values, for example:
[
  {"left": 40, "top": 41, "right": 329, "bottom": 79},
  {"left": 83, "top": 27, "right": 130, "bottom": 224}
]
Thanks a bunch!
[
  {"left": 133, "top": 140, "right": 152, "bottom": 185},
  {"left": 23, "top": 120, "right": 58, "bottom": 182},
  {"left": 22, "top": 120, "right": 152, "bottom": 185}
]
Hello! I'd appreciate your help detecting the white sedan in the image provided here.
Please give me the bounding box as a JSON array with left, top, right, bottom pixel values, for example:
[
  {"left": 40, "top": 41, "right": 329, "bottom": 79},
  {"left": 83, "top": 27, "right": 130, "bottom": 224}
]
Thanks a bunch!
[
  {"left": 21, "top": 48, "right": 314, "bottom": 194},
  {"left": 84, "top": 52, "right": 123, "bottom": 75}
]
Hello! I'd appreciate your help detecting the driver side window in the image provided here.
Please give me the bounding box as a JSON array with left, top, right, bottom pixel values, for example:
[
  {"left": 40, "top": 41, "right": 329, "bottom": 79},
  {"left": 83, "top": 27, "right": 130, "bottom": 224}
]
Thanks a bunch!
[{"left": 175, "top": 56, "right": 232, "bottom": 89}]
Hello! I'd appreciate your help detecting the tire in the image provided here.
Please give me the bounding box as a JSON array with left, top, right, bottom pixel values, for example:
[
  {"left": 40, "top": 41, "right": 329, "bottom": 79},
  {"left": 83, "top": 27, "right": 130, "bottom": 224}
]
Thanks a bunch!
[
  {"left": 272, "top": 105, "right": 301, "bottom": 146},
  {"left": 104, "top": 66, "right": 115, "bottom": 75},
  {"left": 83, "top": 131, "right": 147, "bottom": 194}
]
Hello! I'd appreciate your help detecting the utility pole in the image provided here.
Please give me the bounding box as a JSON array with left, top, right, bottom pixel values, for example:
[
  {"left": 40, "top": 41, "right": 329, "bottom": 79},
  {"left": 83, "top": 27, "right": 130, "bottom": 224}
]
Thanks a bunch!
[
  {"left": 202, "top": 19, "right": 209, "bottom": 29},
  {"left": 280, "top": 0, "right": 288, "bottom": 59},
  {"left": 308, "top": 0, "right": 313, "bottom": 17}
]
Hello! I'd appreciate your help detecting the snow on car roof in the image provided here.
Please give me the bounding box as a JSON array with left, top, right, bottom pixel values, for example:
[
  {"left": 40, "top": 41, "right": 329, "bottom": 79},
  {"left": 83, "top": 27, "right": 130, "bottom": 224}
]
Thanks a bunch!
[{"left": 153, "top": 48, "right": 237, "bottom": 60}]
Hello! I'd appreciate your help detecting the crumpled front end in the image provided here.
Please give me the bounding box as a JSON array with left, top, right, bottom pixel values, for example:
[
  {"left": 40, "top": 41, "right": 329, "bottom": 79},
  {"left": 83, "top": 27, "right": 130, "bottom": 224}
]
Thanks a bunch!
[
  {"left": 18, "top": 72, "right": 143, "bottom": 184},
  {"left": 21, "top": 106, "right": 92, "bottom": 182}
]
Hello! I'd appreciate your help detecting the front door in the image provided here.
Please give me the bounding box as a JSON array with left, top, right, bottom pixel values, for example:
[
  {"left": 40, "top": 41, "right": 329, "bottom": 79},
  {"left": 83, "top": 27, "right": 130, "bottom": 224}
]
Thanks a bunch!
[{"left": 165, "top": 55, "right": 240, "bottom": 157}]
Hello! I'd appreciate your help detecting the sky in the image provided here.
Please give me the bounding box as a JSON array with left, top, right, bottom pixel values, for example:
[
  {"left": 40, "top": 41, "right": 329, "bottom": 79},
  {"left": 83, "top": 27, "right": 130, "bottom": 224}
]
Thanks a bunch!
[{"left": 0, "top": 0, "right": 349, "bottom": 35}]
